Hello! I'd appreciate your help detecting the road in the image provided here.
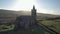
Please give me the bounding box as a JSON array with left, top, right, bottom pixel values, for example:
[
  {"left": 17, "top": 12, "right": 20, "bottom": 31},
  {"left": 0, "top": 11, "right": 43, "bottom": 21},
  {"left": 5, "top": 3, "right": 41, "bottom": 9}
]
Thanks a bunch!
[{"left": 37, "top": 23, "right": 59, "bottom": 34}]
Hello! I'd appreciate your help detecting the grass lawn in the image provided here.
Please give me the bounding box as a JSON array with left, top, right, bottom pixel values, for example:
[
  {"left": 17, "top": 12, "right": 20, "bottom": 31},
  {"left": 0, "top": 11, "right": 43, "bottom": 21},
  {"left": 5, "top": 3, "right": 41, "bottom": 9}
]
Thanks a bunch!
[{"left": 38, "top": 19, "right": 60, "bottom": 34}]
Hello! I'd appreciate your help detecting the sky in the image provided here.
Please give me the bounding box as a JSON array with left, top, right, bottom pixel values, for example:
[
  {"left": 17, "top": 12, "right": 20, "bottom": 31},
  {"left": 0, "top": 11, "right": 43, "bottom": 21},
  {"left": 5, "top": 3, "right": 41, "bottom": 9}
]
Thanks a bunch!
[{"left": 0, "top": 0, "right": 60, "bottom": 15}]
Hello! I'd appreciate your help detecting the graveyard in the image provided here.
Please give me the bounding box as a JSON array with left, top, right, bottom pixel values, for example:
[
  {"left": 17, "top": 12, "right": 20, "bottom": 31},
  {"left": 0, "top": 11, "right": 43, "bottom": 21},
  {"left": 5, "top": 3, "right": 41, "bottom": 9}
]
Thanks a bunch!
[{"left": 0, "top": 6, "right": 60, "bottom": 34}]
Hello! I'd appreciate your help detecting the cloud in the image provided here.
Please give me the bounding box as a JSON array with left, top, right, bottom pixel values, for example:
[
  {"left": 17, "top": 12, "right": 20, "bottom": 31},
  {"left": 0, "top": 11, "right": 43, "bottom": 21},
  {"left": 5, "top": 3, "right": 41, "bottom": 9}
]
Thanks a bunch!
[
  {"left": 38, "top": 8, "right": 60, "bottom": 15},
  {"left": 11, "top": 0, "right": 35, "bottom": 11}
]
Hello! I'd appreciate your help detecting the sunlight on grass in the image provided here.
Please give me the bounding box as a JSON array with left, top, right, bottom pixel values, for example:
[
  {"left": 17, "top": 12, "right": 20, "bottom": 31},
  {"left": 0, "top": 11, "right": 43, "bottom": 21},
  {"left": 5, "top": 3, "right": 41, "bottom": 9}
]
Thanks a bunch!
[{"left": 0, "top": 25, "right": 14, "bottom": 32}]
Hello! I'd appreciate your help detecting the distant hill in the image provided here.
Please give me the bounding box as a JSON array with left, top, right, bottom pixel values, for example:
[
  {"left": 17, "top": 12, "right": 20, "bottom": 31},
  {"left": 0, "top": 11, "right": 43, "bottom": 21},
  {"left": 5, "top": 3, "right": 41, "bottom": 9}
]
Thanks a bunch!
[
  {"left": 0, "top": 9, "right": 60, "bottom": 24},
  {"left": 37, "top": 13, "right": 60, "bottom": 20},
  {"left": 0, "top": 9, "right": 31, "bottom": 24},
  {"left": 0, "top": 9, "right": 16, "bottom": 24}
]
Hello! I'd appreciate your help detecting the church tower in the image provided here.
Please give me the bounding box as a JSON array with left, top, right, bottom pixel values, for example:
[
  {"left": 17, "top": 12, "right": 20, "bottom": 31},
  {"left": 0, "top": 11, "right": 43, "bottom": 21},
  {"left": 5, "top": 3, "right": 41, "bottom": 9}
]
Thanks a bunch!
[
  {"left": 31, "top": 5, "right": 37, "bottom": 25},
  {"left": 31, "top": 5, "right": 36, "bottom": 20}
]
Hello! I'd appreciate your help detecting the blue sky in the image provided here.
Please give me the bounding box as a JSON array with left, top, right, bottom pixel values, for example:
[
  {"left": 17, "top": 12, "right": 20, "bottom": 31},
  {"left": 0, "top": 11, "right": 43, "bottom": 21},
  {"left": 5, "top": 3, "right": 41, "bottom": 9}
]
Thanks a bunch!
[
  {"left": 37, "top": 0, "right": 60, "bottom": 10},
  {"left": 0, "top": 0, "right": 60, "bottom": 15},
  {"left": 0, "top": 0, "right": 15, "bottom": 9}
]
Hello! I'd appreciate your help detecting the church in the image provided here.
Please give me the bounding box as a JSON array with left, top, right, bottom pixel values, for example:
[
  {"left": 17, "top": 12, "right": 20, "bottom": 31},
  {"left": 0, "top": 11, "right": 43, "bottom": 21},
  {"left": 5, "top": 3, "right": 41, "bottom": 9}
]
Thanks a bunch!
[{"left": 14, "top": 5, "right": 37, "bottom": 30}]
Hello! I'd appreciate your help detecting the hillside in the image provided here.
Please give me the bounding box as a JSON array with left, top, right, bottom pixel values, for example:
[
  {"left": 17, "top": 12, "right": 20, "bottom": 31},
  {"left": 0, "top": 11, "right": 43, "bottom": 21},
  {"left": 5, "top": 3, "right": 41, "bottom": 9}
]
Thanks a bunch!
[
  {"left": 37, "top": 13, "right": 60, "bottom": 20},
  {"left": 0, "top": 9, "right": 60, "bottom": 24}
]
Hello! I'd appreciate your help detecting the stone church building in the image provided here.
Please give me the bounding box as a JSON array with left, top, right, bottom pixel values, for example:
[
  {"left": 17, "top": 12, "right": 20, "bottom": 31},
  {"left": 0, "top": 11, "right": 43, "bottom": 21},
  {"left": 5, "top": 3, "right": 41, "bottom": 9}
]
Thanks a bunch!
[{"left": 14, "top": 5, "right": 37, "bottom": 30}]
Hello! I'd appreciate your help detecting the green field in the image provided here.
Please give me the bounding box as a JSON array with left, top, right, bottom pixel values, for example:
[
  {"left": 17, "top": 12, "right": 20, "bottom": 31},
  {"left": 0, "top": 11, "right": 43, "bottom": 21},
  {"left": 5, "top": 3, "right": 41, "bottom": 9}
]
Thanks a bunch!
[{"left": 38, "top": 19, "right": 60, "bottom": 34}]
